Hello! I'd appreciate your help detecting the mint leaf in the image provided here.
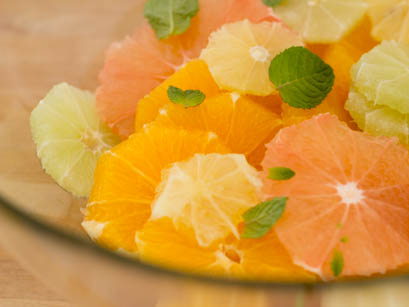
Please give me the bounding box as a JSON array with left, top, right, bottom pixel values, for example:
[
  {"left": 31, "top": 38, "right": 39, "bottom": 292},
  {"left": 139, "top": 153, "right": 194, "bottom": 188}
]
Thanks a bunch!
[
  {"left": 144, "top": 0, "right": 199, "bottom": 39},
  {"left": 330, "top": 249, "right": 344, "bottom": 277},
  {"left": 269, "top": 46, "right": 335, "bottom": 109},
  {"left": 340, "top": 236, "right": 349, "bottom": 243},
  {"left": 167, "top": 86, "right": 205, "bottom": 108},
  {"left": 241, "top": 197, "right": 287, "bottom": 239},
  {"left": 262, "top": 0, "right": 283, "bottom": 7},
  {"left": 268, "top": 167, "right": 295, "bottom": 180}
]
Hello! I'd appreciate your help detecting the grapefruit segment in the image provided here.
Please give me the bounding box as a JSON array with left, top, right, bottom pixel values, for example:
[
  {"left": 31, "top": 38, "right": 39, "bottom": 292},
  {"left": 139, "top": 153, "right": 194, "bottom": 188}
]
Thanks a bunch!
[{"left": 261, "top": 114, "right": 409, "bottom": 279}]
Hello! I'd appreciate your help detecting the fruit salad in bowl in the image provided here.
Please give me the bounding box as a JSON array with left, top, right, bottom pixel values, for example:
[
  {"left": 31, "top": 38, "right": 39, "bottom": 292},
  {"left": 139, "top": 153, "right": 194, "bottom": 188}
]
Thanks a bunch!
[{"left": 2, "top": 0, "right": 409, "bottom": 306}]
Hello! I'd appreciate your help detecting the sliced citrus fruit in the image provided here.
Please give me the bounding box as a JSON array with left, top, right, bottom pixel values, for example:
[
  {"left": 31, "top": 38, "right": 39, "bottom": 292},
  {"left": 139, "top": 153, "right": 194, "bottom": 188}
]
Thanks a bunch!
[
  {"left": 347, "top": 40, "right": 409, "bottom": 144},
  {"left": 82, "top": 124, "right": 229, "bottom": 252},
  {"left": 137, "top": 218, "right": 316, "bottom": 281},
  {"left": 134, "top": 60, "right": 220, "bottom": 131},
  {"left": 366, "top": 0, "right": 409, "bottom": 43},
  {"left": 282, "top": 17, "right": 377, "bottom": 127},
  {"left": 200, "top": 20, "right": 303, "bottom": 96},
  {"left": 351, "top": 40, "right": 409, "bottom": 114},
  {"left": 346, "top": 88, "right": 409, "bottom": 145},
  {"left": 261, "top": 114, "right": 409, "bottom": 279},
  {"left": 153, "top": 92, "right": 282, "bottom": 167},
  {"left": 96, "top": 0, "right": 275, "bottom": 137},
  {"left": 150, "top": 153, "right": 261, "bottom": 247},
  {"left": 272, "top": 0, "right": 368, "bottom": 43},
  {"left": 30, "top": 83, "right": 120, "bottom": 197}
]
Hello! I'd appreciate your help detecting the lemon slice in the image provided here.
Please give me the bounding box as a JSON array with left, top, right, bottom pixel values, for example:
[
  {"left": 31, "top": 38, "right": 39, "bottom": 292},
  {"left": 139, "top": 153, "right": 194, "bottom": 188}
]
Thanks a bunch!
[
  {"left": 150, "top": 153, "right": 262, "bottom": 247},
  {"left": 200, "top": 20, "right": 303, "bottom": 96},
  {"left": 30, "top": 83, "right": 120, "bottom": 197},
  {"left": 273, "top": 0, "right": 368, "bottom": 43},
  {"left": 367, "top": 0, "right": 409, "bottom": 43}
]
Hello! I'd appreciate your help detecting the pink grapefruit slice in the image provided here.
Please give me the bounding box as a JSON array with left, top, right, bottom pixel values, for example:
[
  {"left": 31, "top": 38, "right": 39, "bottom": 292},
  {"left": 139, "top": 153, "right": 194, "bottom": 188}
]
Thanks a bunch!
[
  {"left": 261, "top": 114, "right": 409, "bottom": 279},
  {"left": 96, "top": 0, "right": 276, "bottom": 137}
]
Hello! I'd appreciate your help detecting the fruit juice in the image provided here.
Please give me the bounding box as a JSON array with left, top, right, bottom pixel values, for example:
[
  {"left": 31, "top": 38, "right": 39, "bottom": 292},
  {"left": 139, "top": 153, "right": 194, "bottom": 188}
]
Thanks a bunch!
[{"left": 30, "top": 0, "right": 409, "bottom": 282}]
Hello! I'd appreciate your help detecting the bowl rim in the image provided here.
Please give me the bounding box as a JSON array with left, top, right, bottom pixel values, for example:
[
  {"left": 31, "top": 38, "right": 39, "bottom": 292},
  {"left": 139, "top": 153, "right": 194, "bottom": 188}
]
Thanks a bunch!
[{"left": 0, "top": 193, "right": 407, "bottom": 289}]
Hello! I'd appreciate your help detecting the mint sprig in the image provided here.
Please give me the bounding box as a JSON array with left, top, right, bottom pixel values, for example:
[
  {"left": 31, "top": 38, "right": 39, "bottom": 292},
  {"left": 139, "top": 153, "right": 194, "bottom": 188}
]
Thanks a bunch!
[
  {"left": 241, "top": 197, "right": 287, "bottom": 239},
  {"left": 330, "top": 249, "right": 344, "bottom": 277},
  {"left": 167, "top": 86, "right": 205, "bottom": 108},
  {"left": 262, "top": 0, "right": 283, "bottom": 7},
  {"left": 144, "top": 0, "right": 199, "bottom": 39},
  {"left": 269, "top": 46, "right": 335, "bottom": 109},
  {"left": 268, "top": 167, "right": 295, "bottom": 181}
]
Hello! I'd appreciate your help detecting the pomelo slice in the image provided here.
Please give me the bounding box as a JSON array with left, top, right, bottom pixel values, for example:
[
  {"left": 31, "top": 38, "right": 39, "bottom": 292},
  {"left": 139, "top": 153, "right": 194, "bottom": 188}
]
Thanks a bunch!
[
  {"left": 273, "top": 0, "right": 368, "bottom": 43},
  {"left": 96, "top": 0, "right": 275, "bottom": 137},
  {"left": 30, "top": 83, "right": 120, "bottom": 197},
  {"left": 200, "top": 20, "right": 303, "bottom": 96},
  {"left": 366, "top": 0, "right": 409, "bottom": 43},
  {"left": 347, "top": 41, "right": 409, "bottom": 145},
  {"left": 82, "top": 124, "right": 229, "bottom": 252},
  {"left": 261, "top": 114, "right": 409, "bottom": 279},
  {"left": 346, "top": 88, "right": 409, "bottom": 145},
  {"left": 150, "top": 153, "right": 262, "bottom": 247}
]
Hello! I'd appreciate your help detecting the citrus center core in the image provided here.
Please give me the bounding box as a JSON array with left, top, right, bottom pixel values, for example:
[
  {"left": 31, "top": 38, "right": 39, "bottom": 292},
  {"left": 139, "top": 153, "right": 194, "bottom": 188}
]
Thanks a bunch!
[
  {"left": 249, "top": 46, "right": 270, "bottom": 63},
  {"left": 80, "top": 130, "right": 104, "bottom": 154},
  {"left": 336, "top": 182, "right": 364, "bottom": 205}
]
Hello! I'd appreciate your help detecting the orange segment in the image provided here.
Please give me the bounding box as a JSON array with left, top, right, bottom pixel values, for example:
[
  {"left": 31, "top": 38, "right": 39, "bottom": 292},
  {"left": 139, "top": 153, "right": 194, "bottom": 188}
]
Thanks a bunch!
[
  {"left": 96, "top": 0, "right": 275, "bottom": 137},
  {"left": 82, "top": 124, "right": 229, "bottom": 252},
  {"left": 137, "top": 218, "right": 316, "bottom": 282},
  {"left": 153, "top": 93, "right": 282, "bottom": 166},
  {"left": 135, "top": 60, "right": 220, "bottom": 131},
  {"left": 261, "top": 114, "right": 409, "bottom": 279},
  {"left": 282, "top": 17, "right": 377, "bottom": 127}
]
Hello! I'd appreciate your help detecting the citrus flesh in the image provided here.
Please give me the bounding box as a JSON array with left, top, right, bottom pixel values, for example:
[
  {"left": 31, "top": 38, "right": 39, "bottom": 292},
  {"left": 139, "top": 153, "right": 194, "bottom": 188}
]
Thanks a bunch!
[
  {"left": 134, "top": 60, "right": 220, "bottom": 131},
  {"left": 366, "top": 0, "right": 409, "bottom": 43},
  {"left": 272, "top": 0, "right": 368, "bottom": 43},
  {"left": 282, "top": 17, "right": 377, "bottom": 127},
  {"left": 30, "top": 83, "right": 120, "bottom": 197},
  {"left": 96, "top": 0, "right": 275, "bottom": 137},
  {"left": 152, "top": 92, "right": 282, "bottom": 167},
  {"left": 261, "top": 114, "right": 409, "bottom": 279},
  {"left": 82, "top": 124, "right": 229, "bottom": 252},
  {"left": 137, "top": 218, "right": 316, "bottom": 281},
  {"left": 150, "top": 153, "right": 261, "bottom": 247},
  {"left": 200, "top": 20, "right": 303, "bottom": 96},
  {"left": 347, "top": 40, "right": 409, "bottom": 145}
]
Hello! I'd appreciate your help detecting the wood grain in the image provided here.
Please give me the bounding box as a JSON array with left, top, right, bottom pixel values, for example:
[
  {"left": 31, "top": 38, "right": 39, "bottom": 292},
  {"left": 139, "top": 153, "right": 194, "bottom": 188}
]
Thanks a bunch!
[
  {"left": 0, "top": 248, "right": 74, "bottom": 306},
  {"left": 0, "top": 0, "right": 144, "bottom": 306}
]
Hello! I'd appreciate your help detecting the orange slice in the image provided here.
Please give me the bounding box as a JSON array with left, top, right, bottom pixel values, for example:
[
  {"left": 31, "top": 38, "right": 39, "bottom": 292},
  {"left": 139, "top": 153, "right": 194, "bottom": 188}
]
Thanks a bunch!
[
  {"left": 137, "top": 218, "right": 316, "bottom": 282},
  {"left": 82, "top": 124, "right": 229, "bottom": 252},
  {"left": 134, "top": 60, "right": 220, "bottom": 131},
  {"left": 261, "top": 114, "right": 409, "bottom": 279},
  {"left": 153, "top": 92, "right": 282, "bottom": 167}
]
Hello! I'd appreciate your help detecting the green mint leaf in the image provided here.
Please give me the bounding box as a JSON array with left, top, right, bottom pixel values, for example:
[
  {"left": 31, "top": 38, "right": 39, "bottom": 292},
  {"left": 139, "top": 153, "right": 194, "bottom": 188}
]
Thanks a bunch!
[
  {"left": 262, "top": 0, "right": 283, "bottom": 7},
  {"left": 144, "top": 0, "right": 199, "bottom": 39},
  {"left": 241, "top": 197, "right": 287, "bottom": 239},
  {"left": 340, "top": 236, "right": 349, "bottom": 243},
  {"left": 167, "top": 86, "right": 205, "bottom": 108},
  {"left": 268, "top": 167, "right": 295, "bottom": 181},
  {"left": 330, "top": 249, "right": 344, "bottom": 277},
  {"left": 269, "top": 46, "right": 335, "bottom": 109}
]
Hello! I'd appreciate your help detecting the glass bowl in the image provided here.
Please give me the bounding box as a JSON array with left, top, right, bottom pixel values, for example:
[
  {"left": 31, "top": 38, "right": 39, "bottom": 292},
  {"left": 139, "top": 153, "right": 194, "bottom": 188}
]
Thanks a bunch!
[{"left": 1, "top": 1, "right": 409, "bottom": 306}]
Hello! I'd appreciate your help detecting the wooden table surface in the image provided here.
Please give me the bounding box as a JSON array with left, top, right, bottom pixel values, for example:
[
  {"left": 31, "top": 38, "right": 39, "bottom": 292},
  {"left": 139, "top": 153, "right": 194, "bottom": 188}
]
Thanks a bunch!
[
  {"left": 0, "top": 248, "right": 75, "bottom": 307},
  {"left": 0, "top": 1, "right": 144, "bottom": 306}
]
